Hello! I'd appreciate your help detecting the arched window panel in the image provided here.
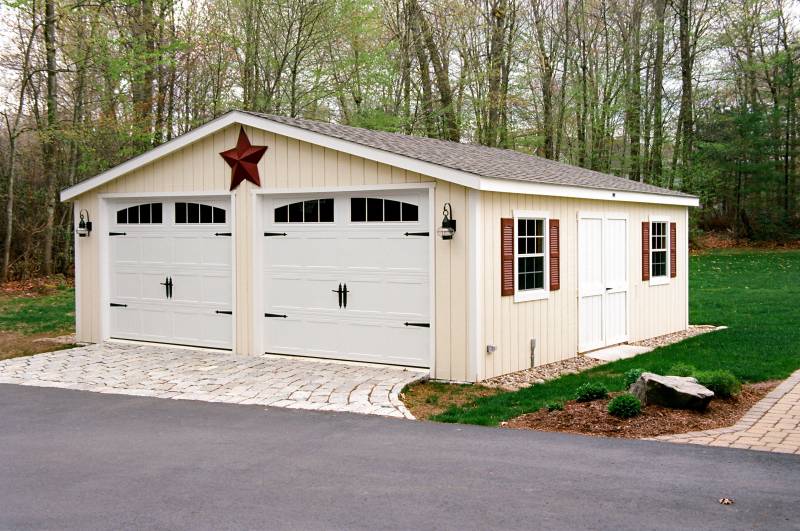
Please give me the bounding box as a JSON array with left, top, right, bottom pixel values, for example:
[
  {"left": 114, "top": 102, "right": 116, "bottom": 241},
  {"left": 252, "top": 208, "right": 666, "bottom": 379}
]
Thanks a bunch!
[
  {"left": 175, "top": 202, "right": 226, "bottom": 224},
  {"left": 116, "top": 203, "right": 163, "bottom": 224},
  {"left": 274, "top": 199, "right": 334, "bottom": 223},
  {"left": 350, "top": 198, "right": 419, "bottom": 222}
]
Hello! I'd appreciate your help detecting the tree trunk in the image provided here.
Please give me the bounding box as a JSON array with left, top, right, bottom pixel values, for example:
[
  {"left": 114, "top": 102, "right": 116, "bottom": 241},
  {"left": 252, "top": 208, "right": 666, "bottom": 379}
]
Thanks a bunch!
[
  {"left": 42, "top": 0, "right": 58, "bottom": 276},
  {"left": 411, "top": 0, "right": 459, "bottom": 141},
  {"left": 3, "top": 135, "right": 17, "bottom": 282},
  {"left": 410, "top": 2, "right": 435, "bottom": 138},
  {"left": 626, "top": 0, "right": 643, "bottom": 181},
  {"left": 649, "top": 0, "right": 666, "bottom": 183},
  {"left": 677, "top": 0, "right": 694, "bottom": 188},
  {"left": 485, "top": 0, "right": 509, "bottom": 148}
]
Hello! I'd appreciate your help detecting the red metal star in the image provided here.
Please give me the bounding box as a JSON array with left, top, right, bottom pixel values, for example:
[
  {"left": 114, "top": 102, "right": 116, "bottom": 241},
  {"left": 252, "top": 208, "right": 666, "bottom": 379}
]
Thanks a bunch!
[{"left": 220, "top": 127, "right": 268, "bottom": 190}]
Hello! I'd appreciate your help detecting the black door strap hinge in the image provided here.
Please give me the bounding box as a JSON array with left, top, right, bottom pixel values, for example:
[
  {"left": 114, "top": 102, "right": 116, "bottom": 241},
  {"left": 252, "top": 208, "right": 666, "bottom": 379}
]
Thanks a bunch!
[
  {"left": 404, "top": 322, "right": 430, "bottom": 328},
  {"left": 404, "top": 232, "right": 430, "bottom": 237},
  {"left": 265, "top": 313, "right": 288, "bottom": 318},
  {"left": 109, "top": 232, "right": 127, "bottom": 236},
  {"left": 110, "top": 303, "right": 127, "bottom": 307},
  {"left": 214, "top": 232, "right": 232, "bottom": 237},
  {"left": 215, "top": 310, "right": 233, "bottom": 315},
  {"left": 264, "top": 232, "right": 287, "bottom": 237}
]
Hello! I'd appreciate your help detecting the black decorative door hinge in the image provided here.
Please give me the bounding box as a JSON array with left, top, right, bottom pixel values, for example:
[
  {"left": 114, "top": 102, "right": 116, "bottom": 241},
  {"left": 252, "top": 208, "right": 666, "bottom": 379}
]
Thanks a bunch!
[
  {"left": 214, "top": 232, "right": 232, "bottom": 237},
  {"left": 404, "top": 322, "right": 430, "bottom": 328},
  {"left": 264, "top": 313, "right": 288, "bottom": 318},
  {"left": 109, "top": 232, "right": 127, "bottom": 236},
  {"left": 110, "top": 303, "right": 127, "bottom": 307},
  {"left": 215, "top": 310, "right": 233, "bottom": 315},
  {"left": 404, "top": 232, "right": 430, "bottom": 237},
  {"left": 264, "top": 232, "right": 287, "bottom": 237}
]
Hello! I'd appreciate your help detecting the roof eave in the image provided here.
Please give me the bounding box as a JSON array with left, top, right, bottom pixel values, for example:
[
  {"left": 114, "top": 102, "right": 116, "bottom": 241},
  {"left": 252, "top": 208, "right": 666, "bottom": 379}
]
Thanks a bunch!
[{"left": 479, "top": 177, "right": 700, "bottom": 207}]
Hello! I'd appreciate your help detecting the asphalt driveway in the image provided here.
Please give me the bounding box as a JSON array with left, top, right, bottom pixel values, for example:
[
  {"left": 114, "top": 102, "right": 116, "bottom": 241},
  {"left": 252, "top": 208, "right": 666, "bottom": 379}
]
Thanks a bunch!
[{"left": 0, "top": 384, "right": 797, "bottom": 530}]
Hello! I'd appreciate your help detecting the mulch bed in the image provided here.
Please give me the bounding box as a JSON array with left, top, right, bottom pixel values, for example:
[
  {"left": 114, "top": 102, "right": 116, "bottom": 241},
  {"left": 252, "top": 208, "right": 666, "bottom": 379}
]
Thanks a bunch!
[{"left": 503, "top": 381, "right": 778, "bottom": 439}]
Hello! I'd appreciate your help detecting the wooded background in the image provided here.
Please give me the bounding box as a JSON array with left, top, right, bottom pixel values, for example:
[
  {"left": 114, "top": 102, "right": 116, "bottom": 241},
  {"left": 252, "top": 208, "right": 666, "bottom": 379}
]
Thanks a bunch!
[{"left": 0, "top": 0, "right": 798, "bottom": 280}]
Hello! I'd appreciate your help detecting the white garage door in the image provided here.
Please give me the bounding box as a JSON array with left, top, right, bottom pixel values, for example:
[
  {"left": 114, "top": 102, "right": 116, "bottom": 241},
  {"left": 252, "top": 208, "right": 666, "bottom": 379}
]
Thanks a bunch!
[
  {"left": 261, "top": 189, "right": 431, "bottom": 367},
  {"left": 108, "top": 198, "right": 233, "bottom": 349}
]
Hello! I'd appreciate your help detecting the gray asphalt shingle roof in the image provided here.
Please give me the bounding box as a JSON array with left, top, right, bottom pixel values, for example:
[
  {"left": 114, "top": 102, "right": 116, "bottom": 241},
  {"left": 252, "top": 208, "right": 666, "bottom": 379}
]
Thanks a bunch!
[{"left": 246, "top": 111, "right": 693, "bottom": 198}]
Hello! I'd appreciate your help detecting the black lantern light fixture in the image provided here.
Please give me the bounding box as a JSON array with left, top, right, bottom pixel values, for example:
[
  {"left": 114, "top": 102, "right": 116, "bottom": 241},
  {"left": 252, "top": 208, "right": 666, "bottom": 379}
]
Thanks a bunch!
[
  {"left": 436, "top": 202, "right": 456, "bottom": 240},
  {"left": 76, "top": 209, "right": 92, "bottom": 237}
]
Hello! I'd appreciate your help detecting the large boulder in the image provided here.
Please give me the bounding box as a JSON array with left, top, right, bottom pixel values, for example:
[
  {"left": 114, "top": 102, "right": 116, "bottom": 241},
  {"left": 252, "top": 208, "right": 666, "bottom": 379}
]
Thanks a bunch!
[{"left": 630, "top": 372, "right": 714, "bottom": 410}]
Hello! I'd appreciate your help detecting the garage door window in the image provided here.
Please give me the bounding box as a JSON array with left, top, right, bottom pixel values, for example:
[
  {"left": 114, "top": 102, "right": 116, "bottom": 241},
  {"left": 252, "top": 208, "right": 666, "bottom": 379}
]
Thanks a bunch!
[
  {"left": 175, "top": 202, "right": 226, "bottom": 224},
  {"left": 350, "top": 198, "right": 418, "bottom": 222},
  {"left": 274, "top": 198, "right": 334, "bottom": 223},
  {"left": 116, "top": 203, "right": 163, "bottom": 224}
]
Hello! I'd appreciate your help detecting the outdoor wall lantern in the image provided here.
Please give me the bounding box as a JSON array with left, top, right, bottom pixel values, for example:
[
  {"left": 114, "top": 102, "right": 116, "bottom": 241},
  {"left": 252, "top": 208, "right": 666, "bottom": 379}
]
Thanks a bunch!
[
  {"left": 437, "top": 202, "right": 456, "bottom": 240},
  {"left": 76, "top": 209, "right": 92, "bottom": 237}
]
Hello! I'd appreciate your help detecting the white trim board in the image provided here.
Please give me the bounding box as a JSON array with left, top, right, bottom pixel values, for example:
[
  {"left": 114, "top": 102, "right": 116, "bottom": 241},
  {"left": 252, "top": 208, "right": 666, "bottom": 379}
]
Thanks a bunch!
[{"left": 61, "top": 111, "right": 699, "bottom": 208}]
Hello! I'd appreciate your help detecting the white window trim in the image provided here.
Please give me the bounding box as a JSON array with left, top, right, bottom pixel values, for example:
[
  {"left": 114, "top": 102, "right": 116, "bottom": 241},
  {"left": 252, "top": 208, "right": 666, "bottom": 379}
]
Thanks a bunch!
[
  {"left": 649, "top": 216, "right": 670, "bottom": 286},
  {"left": 513, "top": 210, "right": 550, "bottom": 302}
]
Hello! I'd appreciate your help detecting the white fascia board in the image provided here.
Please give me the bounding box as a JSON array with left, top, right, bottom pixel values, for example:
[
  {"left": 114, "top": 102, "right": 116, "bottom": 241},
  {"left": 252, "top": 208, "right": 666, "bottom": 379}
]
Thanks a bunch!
[
  {"left": 478, "top": 177, "right": 700, "bottom": 207},
  {"left": 60, "top": 112, "right": 242, "bottom": 201}
]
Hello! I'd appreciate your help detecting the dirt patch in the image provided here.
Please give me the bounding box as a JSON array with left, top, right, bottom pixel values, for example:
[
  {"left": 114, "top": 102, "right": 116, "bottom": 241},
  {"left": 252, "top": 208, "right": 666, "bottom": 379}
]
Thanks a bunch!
[
  {"left": 402, "top": 381, "right": 501, "bottom": 420},
  {"left": 503, "top": 381, "right": 778, "bottom": 439},
  {"left": 0, "top": 331, "right": 78, "bottom": 362},
  {"left": 0, "top": 275, "right": 73, "bottom": 297},
  {"left": 692, "top": 232, "right": 800, "bottom": 253}
]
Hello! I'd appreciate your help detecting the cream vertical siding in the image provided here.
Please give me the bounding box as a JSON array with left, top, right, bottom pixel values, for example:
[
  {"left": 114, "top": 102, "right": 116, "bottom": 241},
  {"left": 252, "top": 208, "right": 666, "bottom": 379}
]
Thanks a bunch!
[
  {"left": 69, "top": 123, "right": 471, "bottom": 381},
  {"left": 479, "top": 191, "right": 688, "bottom": 380}
]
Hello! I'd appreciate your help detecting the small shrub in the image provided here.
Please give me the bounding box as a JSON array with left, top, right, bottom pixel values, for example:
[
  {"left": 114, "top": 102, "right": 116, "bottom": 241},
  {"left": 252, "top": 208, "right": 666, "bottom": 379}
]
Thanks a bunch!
[
  {"left": 575, "top": 382, "right": 609, "bottom": 402},
  {"left": 623, "top": 368, "right": 645, "bottom": 388},
  {"left": 696, "top": 370, "right": 741, "bottom": 398},
  {"left": 546, "top": 401, "right": 564, "bottom": 412},
  {"left": 669, "top": 362, "right": 697, "bottom": 377},
  {"left": 607, "top": 394, "right": 642, "bottom": 418}
]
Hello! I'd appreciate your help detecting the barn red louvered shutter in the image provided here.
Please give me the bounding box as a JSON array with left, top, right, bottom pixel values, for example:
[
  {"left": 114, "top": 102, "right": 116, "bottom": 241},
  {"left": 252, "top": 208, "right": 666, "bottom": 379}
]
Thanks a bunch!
[
  {"left": 501, "top": 218, "right": 514, "bottom": 296},
  {"left": 549, "top": 219, "right": 560, "bottom": 291},
  {"left": 641, "top": 221, "right": 650, "bottom": 281},
  {"left": 670, "top": 222, "right": 677, "bottom": 278}
]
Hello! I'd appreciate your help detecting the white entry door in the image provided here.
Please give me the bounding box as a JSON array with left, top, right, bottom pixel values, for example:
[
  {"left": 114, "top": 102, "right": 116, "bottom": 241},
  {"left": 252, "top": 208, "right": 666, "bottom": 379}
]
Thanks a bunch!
[
  {"left": 108, "top": 198, "right": 233, "bottom": 349},
  {"left": 578, "top": 212, "right": 629, "bottom": 352},
  {"left": 260, "top": 189, "right": 431, "bottom": 367}
]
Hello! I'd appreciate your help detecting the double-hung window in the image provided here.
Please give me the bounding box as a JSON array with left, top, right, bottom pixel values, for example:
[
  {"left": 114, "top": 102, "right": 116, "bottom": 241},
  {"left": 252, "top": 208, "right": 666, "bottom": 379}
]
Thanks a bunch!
[
  {"left": 514, "top": 212, "right": 549, "bottom": 302},
  {"left": 650, "top": 220, "right": 669, "bottom": 284}
]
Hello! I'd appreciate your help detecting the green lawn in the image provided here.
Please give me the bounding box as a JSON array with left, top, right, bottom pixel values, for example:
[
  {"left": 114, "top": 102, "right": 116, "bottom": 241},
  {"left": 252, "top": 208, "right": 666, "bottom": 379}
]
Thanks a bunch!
[
  {"left": 434, "top": 249, "right": 800, "bottom": 426},
  {"left": 0, "top": 285, "right": 76, "bottom": 336}
]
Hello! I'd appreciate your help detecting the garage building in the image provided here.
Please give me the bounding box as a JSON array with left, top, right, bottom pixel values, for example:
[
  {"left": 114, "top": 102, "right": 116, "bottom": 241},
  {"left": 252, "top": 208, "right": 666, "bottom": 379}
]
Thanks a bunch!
[{"left": 61, "top": 111, "right": 698, "bottom": 382}]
